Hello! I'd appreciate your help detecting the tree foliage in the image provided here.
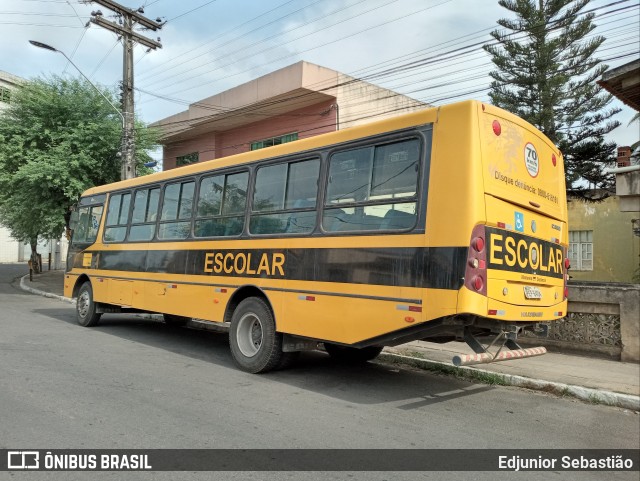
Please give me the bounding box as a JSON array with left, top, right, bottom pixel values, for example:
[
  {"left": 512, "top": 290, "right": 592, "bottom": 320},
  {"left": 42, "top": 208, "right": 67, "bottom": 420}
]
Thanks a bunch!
[
  {"left": 0, "top": 75, "right": 159, "bottom": 257},
  {"left": 484, "top": 0, "right": 621, "bottom": 199}
]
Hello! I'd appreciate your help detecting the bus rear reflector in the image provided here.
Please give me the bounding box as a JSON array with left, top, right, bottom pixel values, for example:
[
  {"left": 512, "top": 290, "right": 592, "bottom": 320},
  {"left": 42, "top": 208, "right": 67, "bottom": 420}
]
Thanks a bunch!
[
  {"left": 492, "top": 120, "right": 501, "bottom": 136},
  {"left": 552, "top": 154, "right": 557, "bottom": 166}
]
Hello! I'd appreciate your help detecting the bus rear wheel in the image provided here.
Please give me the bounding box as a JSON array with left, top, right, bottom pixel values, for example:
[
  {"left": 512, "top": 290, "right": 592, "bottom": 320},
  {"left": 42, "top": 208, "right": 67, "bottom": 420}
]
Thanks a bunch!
[
  {"left": 229, "top": 297, "right": 288, "bottom": 373},
  {"left": 76, "top": 281, "right": 101, "bottom": 327},
  {"left": 324, "top": 344, "right": 383, "bottom": 363}
]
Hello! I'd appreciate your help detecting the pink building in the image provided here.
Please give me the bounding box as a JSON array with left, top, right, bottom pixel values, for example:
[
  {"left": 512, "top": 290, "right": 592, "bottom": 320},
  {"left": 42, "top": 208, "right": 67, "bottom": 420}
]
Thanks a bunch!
[{"left": 153, "top": 61, "right": 427, "bottom": 171}]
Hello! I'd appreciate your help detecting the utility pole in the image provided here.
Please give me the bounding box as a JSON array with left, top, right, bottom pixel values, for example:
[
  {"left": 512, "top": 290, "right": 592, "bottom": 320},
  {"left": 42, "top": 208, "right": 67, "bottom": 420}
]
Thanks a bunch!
[{"left": 84, "top": 0, "right": 163, "bottom": 180}]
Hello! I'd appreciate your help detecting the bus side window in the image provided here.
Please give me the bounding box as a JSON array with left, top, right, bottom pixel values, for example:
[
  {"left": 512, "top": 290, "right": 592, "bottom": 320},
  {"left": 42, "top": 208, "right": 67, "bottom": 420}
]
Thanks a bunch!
[
  {"left": 72, "top": 205, "right": 104, "bottom": 244},
  {"left": 158, "top": 180, "right": 195, "bottom": 240},
  {"left": 250, "top": 159, "right": 319, "bottom": 235},
  {"left": 129, "top": 187, "right": 160, "bottom": 242},
  {"left": 323, "top": 139, "right": 419, "bottom": 232},
  {"left": 104, "top": 192, "right": 131, "bottom": 242},
  {"left": 195, "top": 172, "right": 248, "bottom": 238}
]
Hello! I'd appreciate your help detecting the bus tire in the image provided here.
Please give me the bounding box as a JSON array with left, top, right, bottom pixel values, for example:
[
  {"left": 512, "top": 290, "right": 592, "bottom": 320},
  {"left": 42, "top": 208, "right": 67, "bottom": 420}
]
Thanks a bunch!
[
  {"left": 324, "top": 344, "right": 383, "bottom": 363},
  {"left": 162, "top": 314, "right": 190, "bottom": 327},
  {"left": 76, "top": 281, "right": 102, "bottom": 327},
  {"left": 229, "top": 297, "right": 284, "bottom": 373},
  {"left": 275, "top": 351, "right": 300, "bottom": 371}
]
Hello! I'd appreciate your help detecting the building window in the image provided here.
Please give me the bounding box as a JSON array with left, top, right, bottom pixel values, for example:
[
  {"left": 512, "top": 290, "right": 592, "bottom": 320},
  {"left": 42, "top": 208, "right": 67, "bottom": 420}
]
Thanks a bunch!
[
  {"left": 0, "top": 86, "right": 11, "bottom": 104},
  {"left": 569, "top": 230, "right": 593, "bottom": 271},
  {"left": 251, "top": 132, "right": 298, "bottom": 151},
  {"left": 176, "top": 152, "right": 199, "bottom": 167}
]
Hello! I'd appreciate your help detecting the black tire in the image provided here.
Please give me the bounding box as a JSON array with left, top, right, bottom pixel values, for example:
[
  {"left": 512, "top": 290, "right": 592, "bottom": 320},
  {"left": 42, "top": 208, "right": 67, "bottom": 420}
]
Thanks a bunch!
[
  {"left": 229, "top": 297, "right": 286, "bottom": 373},
  {"left": 162, "top": 314, "right": 190, "bottom": 327},
  {"left": 324, "top": 343, "right": 383, "bottom": 363},
  {"left": 274, "top": 351, "right": 300, "bottom": 371},
  {"left": 76, "top": 281, "right": 101, "bottom": 327}
]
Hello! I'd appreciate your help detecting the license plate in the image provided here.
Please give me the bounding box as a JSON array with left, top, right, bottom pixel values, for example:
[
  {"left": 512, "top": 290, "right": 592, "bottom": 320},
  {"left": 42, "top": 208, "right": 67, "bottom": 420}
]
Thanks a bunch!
[{"left": 523, "top": 286, "right": 542, "bottom": 300}]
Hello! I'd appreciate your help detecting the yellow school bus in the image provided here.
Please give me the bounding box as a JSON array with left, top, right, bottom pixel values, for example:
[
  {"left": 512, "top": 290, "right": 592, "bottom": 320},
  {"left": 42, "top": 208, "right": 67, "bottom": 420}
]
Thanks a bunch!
[{"left": 65, "top": 100, "right": 568, "bottom": 373}]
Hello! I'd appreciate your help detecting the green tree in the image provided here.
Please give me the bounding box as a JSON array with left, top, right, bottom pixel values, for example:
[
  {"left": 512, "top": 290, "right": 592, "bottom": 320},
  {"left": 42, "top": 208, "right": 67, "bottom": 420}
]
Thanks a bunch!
[
  {"left": 484, "top": 0, "right": 621, "bottom": 199},
  {"left": 0, "top": 75, "right": 159, "bottom": 269}
]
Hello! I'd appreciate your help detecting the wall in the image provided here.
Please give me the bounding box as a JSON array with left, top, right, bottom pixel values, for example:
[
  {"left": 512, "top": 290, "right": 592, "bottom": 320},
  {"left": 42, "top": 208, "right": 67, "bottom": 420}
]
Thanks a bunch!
[
  {"left": 162, "top": 100, "right": 336, "bottom": 170},
  {"left": 334, "top": 74, "right": 425, "bottom": 129},
  {"left": 214, "top": 99, "right": 337, "bottom": 159},
  {"left": 521, "top": 283, "right": 640, "bottom": 362},
  {"left": 0, "top": 226, "right": 23, "bottom": 262},
  {"left": 567, "top": 195, "right": 640, "bottom": 282},
  {"left": 163, "top": 136, "right": 217, "bottom": 171}
]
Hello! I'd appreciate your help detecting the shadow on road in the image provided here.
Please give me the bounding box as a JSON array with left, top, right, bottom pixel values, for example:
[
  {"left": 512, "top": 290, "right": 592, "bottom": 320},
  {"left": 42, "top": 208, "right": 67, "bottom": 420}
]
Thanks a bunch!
[{"left": 34, "top": 308, "right": 496, "bottom": 409}]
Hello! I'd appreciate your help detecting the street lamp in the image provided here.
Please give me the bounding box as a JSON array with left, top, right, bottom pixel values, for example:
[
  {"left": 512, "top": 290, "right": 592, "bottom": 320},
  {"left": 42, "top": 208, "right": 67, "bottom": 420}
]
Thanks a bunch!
[
  {"left": 29, "top": 40, "right": 136, "bottom": 180},
  {"left": 29, "top": 40, "right": 125, "bottom": 129}
]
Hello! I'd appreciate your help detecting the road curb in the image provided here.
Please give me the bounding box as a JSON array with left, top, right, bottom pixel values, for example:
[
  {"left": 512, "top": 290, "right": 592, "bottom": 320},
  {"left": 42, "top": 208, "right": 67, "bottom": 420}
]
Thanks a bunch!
[
  {"left": 378, "top": 352, "right": 640, "bottom": 411},
  {"left": 20, "top": 274, "right": 75, "bottom": 305}
]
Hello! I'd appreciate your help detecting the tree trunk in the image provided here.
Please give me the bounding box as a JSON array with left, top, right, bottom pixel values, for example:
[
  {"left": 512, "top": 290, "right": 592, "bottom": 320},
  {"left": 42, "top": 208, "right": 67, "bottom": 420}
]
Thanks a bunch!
[{"left": 30, "top": 238, "right": 40, "bottom": 274}]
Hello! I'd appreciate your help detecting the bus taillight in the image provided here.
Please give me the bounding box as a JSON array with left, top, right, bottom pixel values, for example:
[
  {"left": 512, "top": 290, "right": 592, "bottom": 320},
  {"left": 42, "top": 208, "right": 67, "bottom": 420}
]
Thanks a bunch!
[
  {"left": 472, "top": 236, "right": 485, "bottom": 252},
  {"left": 465, "top": 225, "right": 487, "bottom": 296}
]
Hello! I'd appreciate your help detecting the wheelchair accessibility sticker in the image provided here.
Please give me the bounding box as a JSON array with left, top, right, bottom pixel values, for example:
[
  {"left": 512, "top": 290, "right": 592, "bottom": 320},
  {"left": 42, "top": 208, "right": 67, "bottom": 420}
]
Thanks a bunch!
[{"left": 515, "top": 211, "right": 524, "bottom": 233}]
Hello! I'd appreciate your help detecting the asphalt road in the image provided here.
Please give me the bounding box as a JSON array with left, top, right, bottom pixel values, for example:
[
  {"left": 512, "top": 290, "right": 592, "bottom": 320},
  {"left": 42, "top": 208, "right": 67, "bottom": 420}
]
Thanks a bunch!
[{"left": 0, "top": 264, "right": 638, "bottom": 481}]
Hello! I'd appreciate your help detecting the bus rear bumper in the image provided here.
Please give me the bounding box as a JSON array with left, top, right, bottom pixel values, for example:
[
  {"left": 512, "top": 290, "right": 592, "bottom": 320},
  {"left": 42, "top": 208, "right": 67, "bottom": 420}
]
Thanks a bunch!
[
  {"left": 453, "top": 346, "right": 547, "bottom": 366},
  {"left": 452, "top": 324, "right": 547, "bottom": 366}
]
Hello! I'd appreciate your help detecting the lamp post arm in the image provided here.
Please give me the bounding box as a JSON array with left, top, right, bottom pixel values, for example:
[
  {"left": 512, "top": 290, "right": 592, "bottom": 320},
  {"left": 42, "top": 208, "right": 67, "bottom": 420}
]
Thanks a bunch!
[{"left": 57, "top": 50, "right": 125, "bottom": 129}]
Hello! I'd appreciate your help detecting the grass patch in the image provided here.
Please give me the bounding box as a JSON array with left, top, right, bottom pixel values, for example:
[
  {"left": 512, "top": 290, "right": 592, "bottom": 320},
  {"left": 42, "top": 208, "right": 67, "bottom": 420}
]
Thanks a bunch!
[{"left": 380, "top": 352, "right": 508, "bottom": 386}]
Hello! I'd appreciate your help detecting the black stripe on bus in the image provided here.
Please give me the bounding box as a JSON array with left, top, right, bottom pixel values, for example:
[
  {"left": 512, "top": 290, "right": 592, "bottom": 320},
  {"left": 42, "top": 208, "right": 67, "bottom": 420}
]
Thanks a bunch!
[
  {"left": 76, "top": 274, "right": 422, "bottom": 304},
  {"left": 73, "top": 247, "right": 467, "bottom": 290}
]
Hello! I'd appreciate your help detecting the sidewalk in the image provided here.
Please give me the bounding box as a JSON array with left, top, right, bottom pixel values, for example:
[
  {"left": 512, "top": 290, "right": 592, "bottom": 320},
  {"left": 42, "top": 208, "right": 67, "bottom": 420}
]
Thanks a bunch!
[{"left": 20, "top": 269, "right": 640, "bottom": 410}]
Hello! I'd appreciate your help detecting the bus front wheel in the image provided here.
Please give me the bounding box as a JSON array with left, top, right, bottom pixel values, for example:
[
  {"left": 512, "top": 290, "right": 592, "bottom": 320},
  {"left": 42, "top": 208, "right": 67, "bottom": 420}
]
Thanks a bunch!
[
  {"left": 324, "top": 344, "right": 383, "bottom": 363},
  {"left": 229, "top": 297, "right": 288, "bottom": 373},
  {"left": 76, "top": 282, "right": 102, "bottom": 327}
]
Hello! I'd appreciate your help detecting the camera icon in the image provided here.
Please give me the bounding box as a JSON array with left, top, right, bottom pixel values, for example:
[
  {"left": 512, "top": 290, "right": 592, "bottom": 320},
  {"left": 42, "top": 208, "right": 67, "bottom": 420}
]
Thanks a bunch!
[{"left": 7, "top": 451, "right": 39, "bottom": 470}]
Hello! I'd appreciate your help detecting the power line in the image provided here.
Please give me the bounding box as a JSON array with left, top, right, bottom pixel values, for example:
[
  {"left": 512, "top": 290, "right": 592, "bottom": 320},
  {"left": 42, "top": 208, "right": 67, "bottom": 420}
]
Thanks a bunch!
[
  {"left": 167, "top": 0, "right": 218, "bottom": 22},
  {"left": 141, "top": 3, "right": 638, "bottom": 153},
  {"left": 140, "top": 1, "right": 637, "bottom": 123},
  {"left": 139, "top": 0, "right": 360, "bottom": 85},
  {"left": 143, "top": 0, "right": 452, "bottom": 95}
]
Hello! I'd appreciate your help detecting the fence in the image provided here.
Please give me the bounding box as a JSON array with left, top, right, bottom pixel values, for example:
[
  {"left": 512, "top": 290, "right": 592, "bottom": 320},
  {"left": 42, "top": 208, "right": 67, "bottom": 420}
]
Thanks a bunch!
[{"left": 520, "top": 282, "right": 640, "bottom": 362}]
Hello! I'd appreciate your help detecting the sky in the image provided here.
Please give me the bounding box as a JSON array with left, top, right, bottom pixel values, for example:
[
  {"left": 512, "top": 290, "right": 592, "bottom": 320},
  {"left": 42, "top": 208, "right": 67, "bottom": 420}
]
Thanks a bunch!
[{"left": 1, "top": 0, "right": 638, "bottom": 156}]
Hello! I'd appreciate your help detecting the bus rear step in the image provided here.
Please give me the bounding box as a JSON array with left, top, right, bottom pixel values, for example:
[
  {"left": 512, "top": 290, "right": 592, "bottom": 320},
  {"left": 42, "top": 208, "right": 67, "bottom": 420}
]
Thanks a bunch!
[{"left": 452, "top": 327, "right": 546, "bottom": 367}]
